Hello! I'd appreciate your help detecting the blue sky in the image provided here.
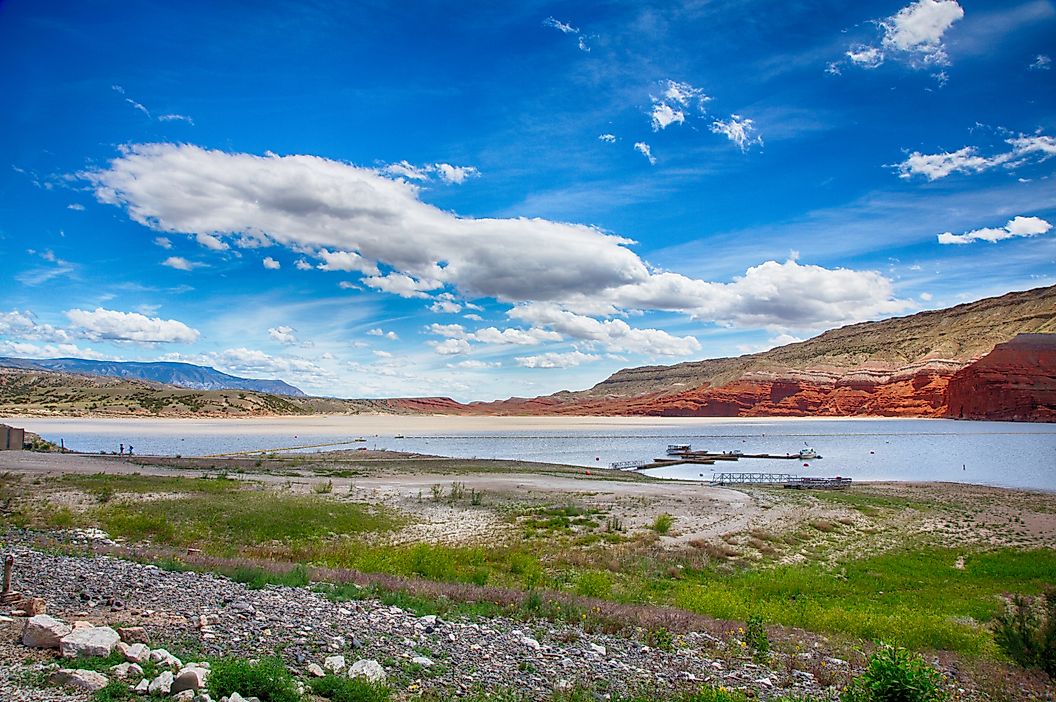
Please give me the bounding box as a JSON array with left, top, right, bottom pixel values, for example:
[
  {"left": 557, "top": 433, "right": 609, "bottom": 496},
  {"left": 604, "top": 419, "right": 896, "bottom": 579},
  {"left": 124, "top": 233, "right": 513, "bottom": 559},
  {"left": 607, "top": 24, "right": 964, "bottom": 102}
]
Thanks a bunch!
[{"left": 1, "top": 0, "right": 1054, "bottom": 400}]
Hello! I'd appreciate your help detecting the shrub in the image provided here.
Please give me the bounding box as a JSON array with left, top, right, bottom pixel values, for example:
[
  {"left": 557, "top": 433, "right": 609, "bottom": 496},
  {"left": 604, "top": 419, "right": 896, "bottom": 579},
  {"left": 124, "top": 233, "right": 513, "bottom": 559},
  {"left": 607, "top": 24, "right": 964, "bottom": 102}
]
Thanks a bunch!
[
  {"left": 309, "top": 674, "right": 391, "bottom": 702},
  {"left": 652, "top": 513, "right": 675, "bottom": 534},
  {"left": 993, "top": 590, "right": 1056, "bottom": 677},
  {"left": 314, "top": 480, "right": 334, "bottom": 494},
  {"left": 647, "top": 626, "right": 674, "bottom": 651},
  {"left": 208, "top": 657, "right": 301, "bottom": 702},
  {"left": 744, "top": 615, "right": 770, "bottom": 659},
  {"left": 841, "top": 644, "right": 946, "bottom": 702}
]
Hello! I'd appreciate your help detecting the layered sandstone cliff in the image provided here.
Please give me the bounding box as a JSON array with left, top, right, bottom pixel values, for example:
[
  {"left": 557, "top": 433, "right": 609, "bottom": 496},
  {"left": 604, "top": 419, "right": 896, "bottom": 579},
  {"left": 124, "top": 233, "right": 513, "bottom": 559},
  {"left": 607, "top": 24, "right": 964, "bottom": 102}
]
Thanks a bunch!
[{"left": 946, "top": 334, "right": 1056, "bottom": 422}]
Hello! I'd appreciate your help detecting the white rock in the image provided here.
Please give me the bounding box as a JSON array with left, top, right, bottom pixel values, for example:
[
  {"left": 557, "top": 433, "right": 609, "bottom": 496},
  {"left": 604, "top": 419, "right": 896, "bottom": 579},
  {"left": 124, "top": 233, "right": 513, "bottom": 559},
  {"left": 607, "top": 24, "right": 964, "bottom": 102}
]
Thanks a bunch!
[
  {"left": 323, "top": 654, "right": 346, "bottom": 674},
  {"left": 589, "top": 643, "right": 606, "bottom": 655},
  {"left": 348, "top": 658, "right": 386, "bottom": 683},
  {"left": 133, "top": 678, "right": 150, "bottom": 693},
  {"left": 110, "top": 662, "right": 143, "bottom": 679},
  {"left": 49, "top": 668, "right": 109, "bottom": 691},
  {"left": 22, "top": 615, "right": 72, "bottom": 649},
  {"left": 173, "top": 692, "right": 195, "bottom": 702},
  {"left": 411, "top": 656, "right": 433, "bottom": 667},
  {"left": 172, "top": 667, "right": 209, "bottom": 693},
  {"left": 59, "top": 626, "right": 121, "bottom": 658},
  {"left": 227, "top": 693, "right": 247, "bottom": 702},
  {"left": 521, "top": 636, "right": 541, "bottom": 650},
  {"left": 307, "top": 663, "right": 325, "bottom": 677},
  {"left": 148, "top": 670, "right": 174, "bottom": 695},
  {"left": 122, "top": 642, "right": 151, "bottom": 663}
]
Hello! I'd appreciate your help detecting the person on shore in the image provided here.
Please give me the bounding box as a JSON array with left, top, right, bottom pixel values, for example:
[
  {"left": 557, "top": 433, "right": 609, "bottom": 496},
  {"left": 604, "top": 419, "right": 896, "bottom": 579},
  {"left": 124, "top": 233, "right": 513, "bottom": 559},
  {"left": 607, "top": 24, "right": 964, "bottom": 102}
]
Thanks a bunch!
[
  {"left": 128, "top": 445, "right": 133, "bottom": 455},
  {"left": 119, "top": 443, "right": 124, "bottom": 455}
]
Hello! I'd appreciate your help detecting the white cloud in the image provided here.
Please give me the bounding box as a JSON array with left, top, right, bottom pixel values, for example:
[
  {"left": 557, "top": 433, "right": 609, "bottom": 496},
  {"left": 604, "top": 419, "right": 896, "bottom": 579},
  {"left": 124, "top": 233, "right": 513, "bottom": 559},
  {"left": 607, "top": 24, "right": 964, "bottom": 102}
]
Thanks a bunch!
[
  {"left": 363, "top": 272, "right": 439, "bottom": 298},
  {"left": 87, "top": 144, "right": 914, "bottom": 336},
  {"left": 508, "top": 305, "right": 699, "bottom": 356},
  {"left": 295, "top": 258, "right": 313, "bottom": 271},
  {"left": 463, "top": 313, "right": 483, "bottom": 321},
  {"left": 430, "top": 299, "right": 462, "bottom": 314},
  {"left": 662, "top": 80, "right": 708, "bottom": 108},
  {"left": 373, "top": 350, "right": 393, "bottom": 358},
  {"left": 920, "top": 292, "right": 933, "bottom": 301},
  {"left": 0, "top": 310, "right": 72, "bottom": 343},
  {"left": 367, "top": 328, "right": 399, "bottom": 340},
  {"left": 633, "top": 142, "right": 656, "bottom": 165},
  {"left": 839, "top": 0, "right": 964, "bottom": 72},
  {"left": 447, "top": 359, "right": 500, "bottom": 369},
  {"left": 515, "top": 350, "right": 599, "bottom": 369},
  {"left": 710, "top": 115, "right": 762, "bottom": 151},
  {"left": 1030, "top": 54, "right": 1052, "bottom": 70},
  {"left": 847, "top": 46, "right": 884, "bottom": 68},
  {"left": 164, "top": 347, "right": 329, "bottom": 383},
  {"left": 125, "top": 98, "right": 150, "bottom": 116},
  {"left": 381, "top": 161, "right": 480, "bottom": 185},
  {"left": 937, "top": 215, "right": 1052, "bottom": 245},
  {"left": 268, "top": 325, "right": 298, "bottom": 344},
  {"left": 262, "top": 256, "right": 281, "bottom": 270},
  {"left": 65, "top": 307, "right": 200, "bottom": 343},
  {"left": 737, "top": 333, "right": 805, "bottom": 354},
  {"left": 897, "top": 133, "right": 1056, "bottom": 180},
  {"left": 650, "top": 103, "right": 685, "bottom": 131},
  {"left": 196, "top": 232, "right": 228, "bottom": 251},
  {"left": 0, "top": 340, "right": 111, "bottom": 360},
  {"left": 435, "top": 163, "right": 480, "bottom": 184},
  {"left": 598, "top": 133, "right": 616, "bottom": 143},
  {"left": 162, "top": 256, "right": 203, "bottom": 271},
  {"left": 154, "top": 236, "right": 173, "bottom": 249},
  {"left": 881, "top": 0, "right": 964, "bottom": 65},
  {"left": 425, "top": 322, "right": 559, "bottom": 347},
  {"left": 158, "top": 113, "right": 195, "bottom": 125},
  {"left": 430, "top": 338, "right": 472, "bottom": 355},
  {"left": 317, "top": 249, "right": 378, "bottom": 274},
  {"left": 67, "top": 203, "right": 85, "bottom": 211},
  {"left": 543, "top": 16, "right": 577, "bottom": 33}
]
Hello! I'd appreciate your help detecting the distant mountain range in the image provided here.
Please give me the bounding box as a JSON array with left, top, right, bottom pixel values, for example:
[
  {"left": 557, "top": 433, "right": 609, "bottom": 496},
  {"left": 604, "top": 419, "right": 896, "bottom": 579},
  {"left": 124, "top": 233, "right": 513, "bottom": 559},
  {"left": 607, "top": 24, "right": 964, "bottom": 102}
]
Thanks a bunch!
[{"left": 0, "top": 358, "right": 305, "bottom": 397}]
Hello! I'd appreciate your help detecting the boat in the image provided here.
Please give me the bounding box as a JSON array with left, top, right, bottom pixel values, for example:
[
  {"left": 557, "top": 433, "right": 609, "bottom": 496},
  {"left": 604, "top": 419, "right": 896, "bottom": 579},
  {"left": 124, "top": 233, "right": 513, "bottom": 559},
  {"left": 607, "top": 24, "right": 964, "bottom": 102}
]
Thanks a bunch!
[
  {"left": 798, "top": 447, "right": 820, "bottom": 460},
  {"left": 394, "top": 434, "right": 405, "bottom": 439},
  {"left": 353, "top": 437, "right": 367, "bottom": 443},
  {"left": 666, "top": 444, "right": 691, "bottom": 455}
]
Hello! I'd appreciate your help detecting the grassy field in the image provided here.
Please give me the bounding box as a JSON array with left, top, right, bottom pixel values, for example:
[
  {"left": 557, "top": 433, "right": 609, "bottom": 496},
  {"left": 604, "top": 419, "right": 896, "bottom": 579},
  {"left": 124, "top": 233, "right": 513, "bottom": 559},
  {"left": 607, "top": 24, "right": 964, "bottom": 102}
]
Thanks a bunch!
[{"left": 3, "top": 464, "right": 1055, "bottom": 665}]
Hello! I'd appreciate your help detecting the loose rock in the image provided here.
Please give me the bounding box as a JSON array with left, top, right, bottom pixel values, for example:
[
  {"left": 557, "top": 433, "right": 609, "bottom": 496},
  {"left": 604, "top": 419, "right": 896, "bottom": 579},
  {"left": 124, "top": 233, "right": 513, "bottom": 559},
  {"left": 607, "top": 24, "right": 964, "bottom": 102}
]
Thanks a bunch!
[{"left": 21, "top": 614, "right": 71, "bottom": 649}]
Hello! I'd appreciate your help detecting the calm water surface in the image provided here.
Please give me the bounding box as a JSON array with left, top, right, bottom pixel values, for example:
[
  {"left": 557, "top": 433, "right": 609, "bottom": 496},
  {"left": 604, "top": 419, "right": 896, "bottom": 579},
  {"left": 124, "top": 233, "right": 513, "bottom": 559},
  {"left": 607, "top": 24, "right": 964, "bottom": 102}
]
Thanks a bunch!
[{"left": 8, "top": 416, "right": 1055, "bottom": 491}]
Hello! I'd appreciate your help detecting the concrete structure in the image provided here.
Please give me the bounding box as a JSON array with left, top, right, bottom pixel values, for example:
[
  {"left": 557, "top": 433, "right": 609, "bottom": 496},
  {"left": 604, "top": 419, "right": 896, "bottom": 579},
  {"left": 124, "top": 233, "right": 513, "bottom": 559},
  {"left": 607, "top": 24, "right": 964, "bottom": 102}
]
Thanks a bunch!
[{"left": 1, "top": 424, "right": 25, "bottom": 450}]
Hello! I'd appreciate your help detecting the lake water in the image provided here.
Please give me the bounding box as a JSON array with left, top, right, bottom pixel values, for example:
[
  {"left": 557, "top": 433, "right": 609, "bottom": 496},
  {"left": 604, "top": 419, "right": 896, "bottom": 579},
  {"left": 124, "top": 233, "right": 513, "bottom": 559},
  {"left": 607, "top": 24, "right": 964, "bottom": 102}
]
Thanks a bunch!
[{"left": 6, "top": 416, "right": 1055, "bottom": 491}]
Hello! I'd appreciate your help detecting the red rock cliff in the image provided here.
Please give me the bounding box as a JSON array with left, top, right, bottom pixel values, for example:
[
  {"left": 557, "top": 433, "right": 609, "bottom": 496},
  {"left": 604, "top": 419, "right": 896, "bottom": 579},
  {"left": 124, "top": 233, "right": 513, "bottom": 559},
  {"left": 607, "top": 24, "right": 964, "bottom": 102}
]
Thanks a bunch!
[{"left": 946, "top": 334, "right": 1056, "bottom": 422}]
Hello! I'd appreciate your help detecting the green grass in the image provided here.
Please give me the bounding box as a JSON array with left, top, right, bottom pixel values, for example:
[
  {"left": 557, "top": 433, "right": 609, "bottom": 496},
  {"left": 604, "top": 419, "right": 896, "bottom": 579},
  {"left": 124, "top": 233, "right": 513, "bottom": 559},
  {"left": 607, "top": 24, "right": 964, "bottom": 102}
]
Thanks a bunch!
[
  {"left": 208, "top": 657, "right": 300, "bottom": 702},
  {"left": 674, "top": 547, "right": 1056, "bottom": 655},
  {"left": 60, "top": 472, "right": 242, "bottom": 496},
  {"left": 93, "top": 490, "right": 400, "bottom": 548},
  {"left": 310, "top": 674, "right": 393, "bottom": 702}
]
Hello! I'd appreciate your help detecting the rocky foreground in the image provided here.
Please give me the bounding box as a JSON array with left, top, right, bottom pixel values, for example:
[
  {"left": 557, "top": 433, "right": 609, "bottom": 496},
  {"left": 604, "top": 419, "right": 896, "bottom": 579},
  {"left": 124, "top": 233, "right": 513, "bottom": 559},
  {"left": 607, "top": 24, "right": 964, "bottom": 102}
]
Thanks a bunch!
[{"left": 1, "top": 542, "right": 851, "bottom": 701}]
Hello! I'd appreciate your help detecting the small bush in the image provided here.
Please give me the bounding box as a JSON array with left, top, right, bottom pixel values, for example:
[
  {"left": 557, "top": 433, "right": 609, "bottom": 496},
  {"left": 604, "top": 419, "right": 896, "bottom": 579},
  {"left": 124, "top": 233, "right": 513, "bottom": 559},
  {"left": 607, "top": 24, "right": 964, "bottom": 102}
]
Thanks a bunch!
[
  {"left": 92, "top": 681, "right": 136, "bottom": 701},
  {"left": 744, "top": 615, "right": 770, "bottom": 660},
  {"left": 647, "top": 626, "right": 674, "bottom": 651},
  {"left": 449, "top": 481, "right": 465, "bottom": 501},
  {"left": 309, "top": 674, "right": 391, "bottom": 702},
  {"left": 994, "top": 590, "right": 1056, "bottom": 677},
  {"left": 841, "top": 644, "right": 946, "bottom": 702},
  {"left": 314, "top": 480, "right": 334, "bottom": 494},
  {"left": 208, "top": 657, "right": 301, "bottom": 702},
  {"left": 652, "top": 513, "right": 675, "bottom": 534}
]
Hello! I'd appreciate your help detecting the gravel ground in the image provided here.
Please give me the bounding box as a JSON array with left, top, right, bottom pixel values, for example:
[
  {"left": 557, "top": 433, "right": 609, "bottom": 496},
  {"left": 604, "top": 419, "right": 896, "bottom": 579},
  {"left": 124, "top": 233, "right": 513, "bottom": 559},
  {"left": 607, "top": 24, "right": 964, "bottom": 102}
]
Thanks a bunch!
[{"left": 0, "top": 542, "right": 848, "bottom": 701}]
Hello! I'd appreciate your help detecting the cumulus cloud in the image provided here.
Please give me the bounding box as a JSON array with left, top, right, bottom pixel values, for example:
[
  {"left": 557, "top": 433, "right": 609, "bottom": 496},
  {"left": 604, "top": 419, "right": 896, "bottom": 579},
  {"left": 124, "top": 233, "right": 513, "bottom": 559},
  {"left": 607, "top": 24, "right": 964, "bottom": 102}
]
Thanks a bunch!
[
  {"left": 0, "top": 310, "right": 72, "bottom": 343},
  {"left": 1030, "top": 54, "right": 1052, "bottom": 70},
  {"left": 262, "top": 256, "right": 281, "bottom": 270},
  {"left": 67, "top": 203, "right": 85, "bottom": 211},
  {"left": 508, "top": 305, "right": 700, "bottom": 356},
  {"left": 154, "top": 236, "right": 173, "bottom": 249},
  {"left": 633, "top": 142, "right": 656, "bottom": 165},
  {"left": 598, "top": 133, "right": 616, "bottom": 143},
  {"left": 430, "top": 299, "right": 462, "bottom": 314},
  {"left": 651, "top": 103, "right": 685, "bottom": 131},
  {"left": 710, "top": 115, "right": 762, "bottom": 151},
  {"left": 426, "top": 322, "right": 561, "bottom": 347},
  {"left": 430, "top": 338, "right": 472, "bottom": 355},
  {"left": 382, "top": 161, "right": 480, "bottom": 185},
  {"left": 896, "top": 133, "right": 1056, "bottom": 180},
  {"left": 86, "top": 143, "right": 914, "bottom": 341},
  {"left": 268, "top": 325, "right": 298, "bottom": 344},
  {"left": 65, "top": 307, "right": 199, "bottom": 343},
  {"left": 196, "top": 233, "right": 228, "bottom": 251},
  {"left": 937, "top": 215, "right": 1052, "bottom": 245},
  {"left": 649, "top": 80, "right": 708, "bottom": 131},
  {"left": 447, "top": 359, "right": 500, "bottom": 369},
  {"left": 295, "top": 258, "right": 313, "bottom": 270},
  {"left": 838, "top": 0, "right": 964, "bottom": 73},
  {"left": 0, "top": 340, "right": 111, "bottom": 360},
  {"left": 163, "top": 347, "right": 329, "bottom": 383},
  {"left": 158, "top": 113, "right": 195, "bottom": 125},
  {"left": 162, "top": 256, "right": 203, "bottom": 271},
  {"left": 367, "top": 328, "right": 399, "bottom": 340},
  {"left": 515, "top": 350, "right": 599, "bottom": 369}
]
